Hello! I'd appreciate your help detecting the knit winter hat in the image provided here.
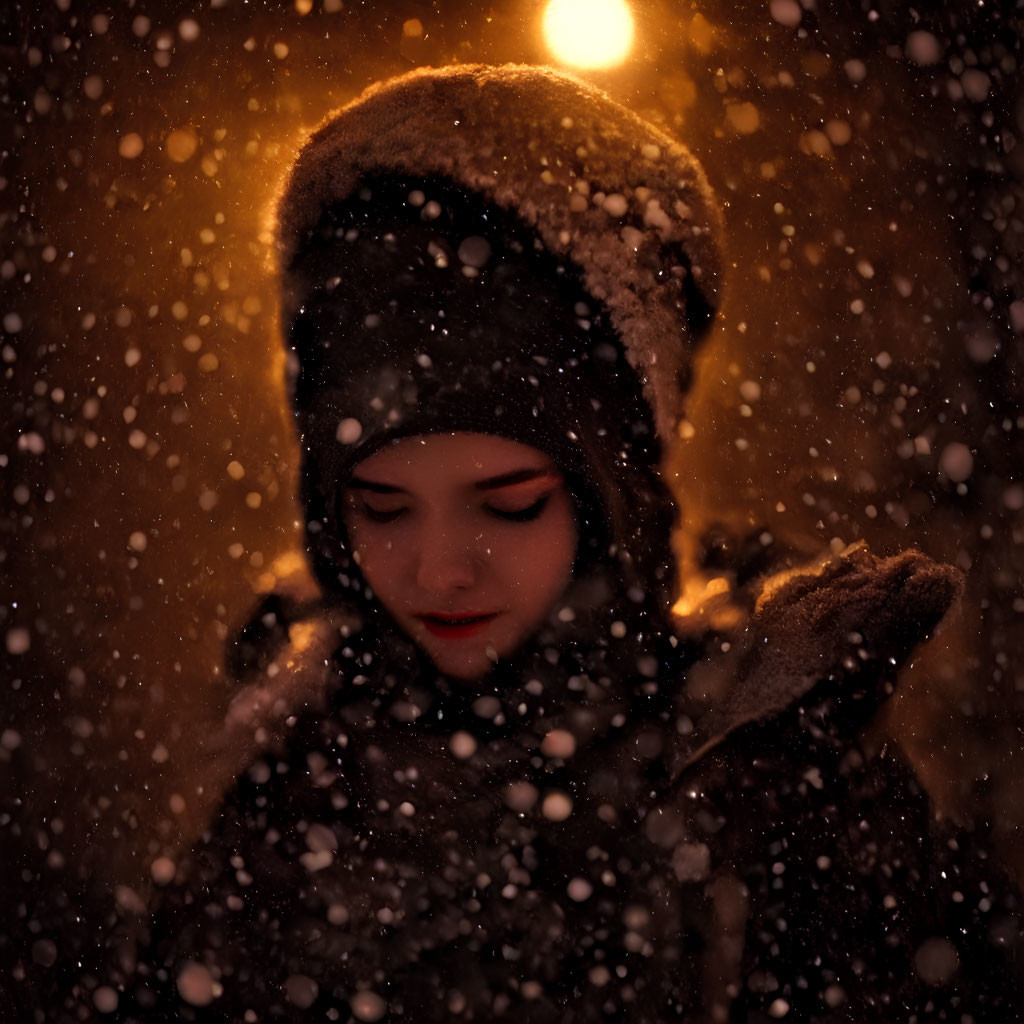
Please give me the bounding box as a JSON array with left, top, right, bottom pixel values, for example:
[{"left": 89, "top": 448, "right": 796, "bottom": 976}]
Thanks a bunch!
[{"left": 277, "top": 63, "right": 723, "bottom": 440}]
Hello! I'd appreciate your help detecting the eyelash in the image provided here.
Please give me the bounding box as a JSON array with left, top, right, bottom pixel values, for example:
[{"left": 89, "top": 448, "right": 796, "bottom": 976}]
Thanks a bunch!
[
  {"left": 356, "top": 494, "right": 551, "bottom": 524},
  {"left": 485, "top": 494, "right": 550, "bottom": 522},
  {"left": 360, "top": 506, "right": 406, "bottom": 523}
]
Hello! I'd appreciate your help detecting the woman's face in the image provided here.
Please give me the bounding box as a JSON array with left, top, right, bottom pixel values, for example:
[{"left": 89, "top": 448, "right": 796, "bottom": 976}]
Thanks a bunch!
[{"left": 341, "top": 432, "right": 578, "bottom": 680}]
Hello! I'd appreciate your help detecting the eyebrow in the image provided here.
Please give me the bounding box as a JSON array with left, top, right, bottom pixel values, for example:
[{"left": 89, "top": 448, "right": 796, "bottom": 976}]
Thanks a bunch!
[
  {"left": 347, "top": 478, "right": 406, "bottom": 494},
  {"left": 347, "top": 467, "right": 559, "bottom": 494},
  {"left": 474, "top": 468, "right": 559, "bottom": 491}
]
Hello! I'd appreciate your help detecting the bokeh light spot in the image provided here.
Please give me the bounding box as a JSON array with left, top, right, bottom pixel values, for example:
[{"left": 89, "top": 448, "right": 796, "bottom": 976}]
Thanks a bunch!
[{"left": 542, "top": 0, "right": 634, "bottom": 70}]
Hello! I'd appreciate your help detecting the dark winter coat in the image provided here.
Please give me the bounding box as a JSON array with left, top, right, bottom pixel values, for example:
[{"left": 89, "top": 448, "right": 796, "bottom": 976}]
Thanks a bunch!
[{"left": 36, "top": 544, "right": 1016, "bottom": 1023}]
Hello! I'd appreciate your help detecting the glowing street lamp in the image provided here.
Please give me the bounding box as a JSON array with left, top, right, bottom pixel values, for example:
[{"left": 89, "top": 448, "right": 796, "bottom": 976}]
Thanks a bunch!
[{"left": 541, "top": 0, "right": 635, "bottom": 71}]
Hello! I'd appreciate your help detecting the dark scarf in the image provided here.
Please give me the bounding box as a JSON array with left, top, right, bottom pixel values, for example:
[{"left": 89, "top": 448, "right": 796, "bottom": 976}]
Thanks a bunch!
[{"left": 176, "top": 593, "right": 707, "bottom": 1021}]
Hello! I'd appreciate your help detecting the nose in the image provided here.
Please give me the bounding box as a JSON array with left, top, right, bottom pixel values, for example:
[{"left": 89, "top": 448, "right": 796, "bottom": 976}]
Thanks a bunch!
[{"left": 415, "top": 527, "right": 478, "bottom": 594}]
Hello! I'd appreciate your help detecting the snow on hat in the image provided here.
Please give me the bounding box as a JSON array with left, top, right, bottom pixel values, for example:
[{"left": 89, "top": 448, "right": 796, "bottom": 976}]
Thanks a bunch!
[{"left": 276, "top": 62, "right": 723, "bottom": 439}]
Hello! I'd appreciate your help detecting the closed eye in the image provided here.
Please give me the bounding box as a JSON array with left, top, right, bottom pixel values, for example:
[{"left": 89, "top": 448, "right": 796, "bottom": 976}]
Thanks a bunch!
[
  {"left": 359, "top": 503, "right": 408, "bottom": 523},
  {"left": 484, "top": 494, "right": 551, "bottom": 523}
]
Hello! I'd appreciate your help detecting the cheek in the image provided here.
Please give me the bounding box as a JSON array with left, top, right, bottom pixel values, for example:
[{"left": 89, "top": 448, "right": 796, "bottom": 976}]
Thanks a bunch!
[
  {"left": 499, "top": 506, "right": 577, "bottom": 610},
  {"left": 347, "top": 524, "right": 404, "bottom": 596}
]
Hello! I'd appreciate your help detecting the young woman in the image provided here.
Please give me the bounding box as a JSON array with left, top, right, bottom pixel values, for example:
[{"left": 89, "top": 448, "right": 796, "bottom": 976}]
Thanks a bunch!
[{"left": 60, "top": 65, "right": 1021, "bottom": 1022}]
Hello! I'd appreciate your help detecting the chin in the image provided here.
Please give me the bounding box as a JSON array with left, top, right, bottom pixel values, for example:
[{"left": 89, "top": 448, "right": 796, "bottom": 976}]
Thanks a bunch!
[
  {"left": 429, "top": 650, "right": 495, "bottom": 683},
  {"left": 410, "top": 624, "right": 513, "bottom": 682}
]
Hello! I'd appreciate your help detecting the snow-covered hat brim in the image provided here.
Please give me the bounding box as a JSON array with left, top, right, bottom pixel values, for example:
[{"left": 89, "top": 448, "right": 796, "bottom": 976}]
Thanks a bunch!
[{"left": 276, "top": 63, "right": 723, "bottom": 437}]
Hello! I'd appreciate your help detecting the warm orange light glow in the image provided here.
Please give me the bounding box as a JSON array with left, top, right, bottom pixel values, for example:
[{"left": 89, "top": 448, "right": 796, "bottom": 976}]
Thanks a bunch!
[
  {"left": 542, "top": 0, "right": 635, "bottom": 70},
  {"left": 672, "top": 575, "right": 730, "bottom": 618}
]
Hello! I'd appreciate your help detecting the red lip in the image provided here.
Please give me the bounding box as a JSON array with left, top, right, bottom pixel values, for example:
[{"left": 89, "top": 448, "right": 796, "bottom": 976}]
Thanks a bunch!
[{"left": 417, "top": 612, "right": 499, "bottom": 639}]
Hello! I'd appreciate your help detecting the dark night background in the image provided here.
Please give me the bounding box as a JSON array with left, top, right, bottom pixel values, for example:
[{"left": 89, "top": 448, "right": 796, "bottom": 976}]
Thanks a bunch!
[{"left": 2, "top": 0, "right": 1023, "bottom": 920}]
